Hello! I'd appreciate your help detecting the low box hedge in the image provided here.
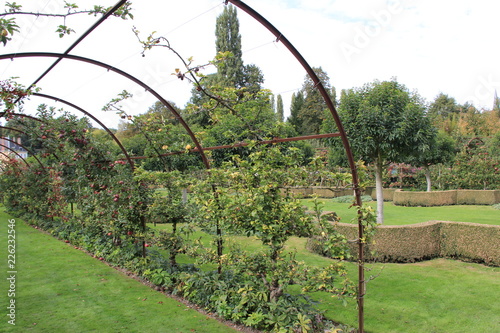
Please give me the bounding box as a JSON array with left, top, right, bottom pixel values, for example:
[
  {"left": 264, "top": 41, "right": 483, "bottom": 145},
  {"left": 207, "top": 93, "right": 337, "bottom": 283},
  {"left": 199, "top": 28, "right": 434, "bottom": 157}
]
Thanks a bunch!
[
  {"left": 393, "top": 189, "right": 457, "bottom": 206},
  {"left": 309, "top": 221, "right": 500, "bottom": 266},
  {"left": 289, "top": 187, "right": 500, "bottom": 205},
  {"left": 456, "top": 190, "right": 500, "bottom": 205},
  {"left": 393, "top": 189, "right": 500, "bottom": 206}
]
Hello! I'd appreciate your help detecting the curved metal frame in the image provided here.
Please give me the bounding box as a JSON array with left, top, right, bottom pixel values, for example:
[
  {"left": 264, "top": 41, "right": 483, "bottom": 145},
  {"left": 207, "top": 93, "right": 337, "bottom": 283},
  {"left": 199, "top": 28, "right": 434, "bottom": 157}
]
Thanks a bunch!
[
  {"left": 0, "top": 52, "right": 211, "bottom": 169},
  {"left": 0, "top": 136, "right": 44, "bottom": 168},
  {"left": 0, "top": 123, "right": 59, "bottom": 164},
  {"left": 32, "top": 93, "right": 135, "bottom": 170},
  {"left": 0, "top": 2, "right": 368, "bottom": 330},
  {"left": 0, "top": 151, "right": 29, "bottom": 174},
  {"left": 0, "top": 143, "right": 31, "bottom": 167},
  {"left": 226, "top": 1, "right": 365, "bottom": 330}
]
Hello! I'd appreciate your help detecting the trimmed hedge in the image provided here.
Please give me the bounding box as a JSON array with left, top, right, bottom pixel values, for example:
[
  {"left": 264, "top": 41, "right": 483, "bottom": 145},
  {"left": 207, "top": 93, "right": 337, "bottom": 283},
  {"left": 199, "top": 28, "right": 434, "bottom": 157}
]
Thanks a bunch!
[
  {"left": 456, "top": 190, "right": 500, "bottom": 205},
  {"left": 393, "top": 189, "right": 500, "bottom": 206},
  {"left": 309, "top": 221, "right": 500, "bottom": 266},
  {"left": 365, "top": 187, "right": 397, "bottom": 201},
  {"left": 287, "top": 187, "right": 500, "bottom": 205},
  {"left": 394, "top": 190, "right": 456, "bottom": 206}
]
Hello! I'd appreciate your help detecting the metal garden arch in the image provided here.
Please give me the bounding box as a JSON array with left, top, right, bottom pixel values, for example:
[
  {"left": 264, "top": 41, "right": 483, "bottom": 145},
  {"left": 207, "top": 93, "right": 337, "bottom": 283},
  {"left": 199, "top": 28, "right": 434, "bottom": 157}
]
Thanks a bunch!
[{"left": 0, "top": 1, "right": 367, "bottom": 331}]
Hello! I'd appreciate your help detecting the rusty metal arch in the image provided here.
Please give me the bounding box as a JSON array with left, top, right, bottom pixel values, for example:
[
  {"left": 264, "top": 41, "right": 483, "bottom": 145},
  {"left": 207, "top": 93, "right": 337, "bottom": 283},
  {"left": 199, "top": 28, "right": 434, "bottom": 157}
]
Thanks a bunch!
[
  {"left": 0, "top": 52, "right": 211, "bottom": 169},
  {"left": 32, "top": 92, "right": 135, "bottom": 170},
  {"left": 0, "top": 125, "right": 29, "bottom": 137},
  {"left": 0, "top": 122, "right": 60, "bottom": 163},
  {"left": 0, "top": 143, "right": 31, "bottom": 167},
  {"left": 0, "top": 151, "right": 30, "bottom": 176},
  {"left": 0, "top": 136, "right": 44, "bottom": 168},
  {"left": 0, "top": 155, "right": 6, "bottom": 169},
  {"left": 226, "top": 1, "right": 366, "bottom": 330},
  {"left": 1, "top": 113, "right": 42, "bottom": 123},
  {"left": 0, "top": 2, "right": 368, "bottom": 330}
]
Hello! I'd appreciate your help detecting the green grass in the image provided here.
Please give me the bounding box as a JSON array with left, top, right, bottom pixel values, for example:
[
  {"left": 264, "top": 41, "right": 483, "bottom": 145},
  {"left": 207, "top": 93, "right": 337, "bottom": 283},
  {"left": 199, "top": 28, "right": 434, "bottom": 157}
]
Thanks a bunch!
[
  {"left": 2, "top": 209, "right": 499, "bottom": 333},
  {"left": 310, "top": 259, "right": 500, "bottom": 333},
  {"left": 150, "top": 224, "right": 500, "bottom": 332},
  {"left": 302, "top": 199, "right": 500, "bottom": 225},
  {"left": 0, "top": 210, "right": 236, "bottom": 333}
]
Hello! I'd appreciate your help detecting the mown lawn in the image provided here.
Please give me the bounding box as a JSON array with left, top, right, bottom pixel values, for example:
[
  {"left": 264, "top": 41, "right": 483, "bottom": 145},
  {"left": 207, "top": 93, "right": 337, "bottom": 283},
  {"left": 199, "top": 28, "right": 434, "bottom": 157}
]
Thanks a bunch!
[
  {"left": 152, "top": 224, "right": 500, "bottom": 333},
  {"left": 2, "top": 207, "right": 499, "bottom": 333},
  {"left": 301, "top": 198, "right": 500, "bottom": 225},
  {"left": 0, "top": 209, "right": 237, "bottom": 333}
]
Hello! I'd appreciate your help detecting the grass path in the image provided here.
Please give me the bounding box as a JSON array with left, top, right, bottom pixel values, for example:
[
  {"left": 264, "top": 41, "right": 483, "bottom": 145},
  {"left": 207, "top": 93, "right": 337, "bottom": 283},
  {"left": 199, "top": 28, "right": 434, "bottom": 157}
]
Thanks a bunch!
[{"left": 0, "top": 210, "right": 237, "bottom": 333}]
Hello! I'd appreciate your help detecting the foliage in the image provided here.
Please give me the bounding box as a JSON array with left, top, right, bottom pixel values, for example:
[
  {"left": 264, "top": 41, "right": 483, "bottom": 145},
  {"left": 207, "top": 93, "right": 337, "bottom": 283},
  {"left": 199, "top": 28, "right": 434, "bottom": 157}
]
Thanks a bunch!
[
  {"left": 450, "top": 138, "right": 500, "bottom": 190},
  {"left": 0, "top": 78, "right": 35, "bottom": 112},
  {"left": 428, "top": 93, "right": 461, "bottom": 119},
  {"left": 189, "top": 146, "right": 357, "bottom": 330},
  {"left": 0, "top": 1, "right": 133, "bottom": 44},
  {"left": 308, "top": 197, "right": 351, "bottom": 260},
  {"left": 292, "top": 67, "right": 333, "bottom": 135},
  {"left": 276, "top": 94, "right": 284, "bottom": 122},
  {"left": 0, "top": 17, "right": 18, "bottom": 45},
  {"left": 406, "top": 131, "right": 456, "bottom": 191},
  {"left": 288, "top": 91, "right": 305, "bottom": 133},
  {"left": 142, "top": 170, "right": 193, "bottom": 266},
  {"left": 0, "top": 109, "right": 152, "bottom": 268}
]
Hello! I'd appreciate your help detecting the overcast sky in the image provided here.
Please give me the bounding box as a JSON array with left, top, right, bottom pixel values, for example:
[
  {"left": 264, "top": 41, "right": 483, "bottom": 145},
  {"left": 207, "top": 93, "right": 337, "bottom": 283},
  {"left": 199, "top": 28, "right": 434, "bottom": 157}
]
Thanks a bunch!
[{"left": 1, "top": 0, "right": 499, "bottom": 129}]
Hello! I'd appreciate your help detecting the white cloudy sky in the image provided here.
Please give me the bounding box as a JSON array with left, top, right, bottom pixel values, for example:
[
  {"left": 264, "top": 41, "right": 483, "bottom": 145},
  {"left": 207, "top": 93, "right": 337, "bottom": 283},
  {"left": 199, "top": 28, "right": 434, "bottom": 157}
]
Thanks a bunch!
[{"left": 1, "top": 0, "right": 499, "bottom": 129}]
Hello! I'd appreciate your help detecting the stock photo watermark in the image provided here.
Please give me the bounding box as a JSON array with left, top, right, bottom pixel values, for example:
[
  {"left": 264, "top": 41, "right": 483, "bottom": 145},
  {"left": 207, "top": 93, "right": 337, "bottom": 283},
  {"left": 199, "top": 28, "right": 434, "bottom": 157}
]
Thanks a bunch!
[
  {"left": 6, "top": 218, "right": 17, "bottom": 326},
  {"left": 339, "top": 1, "right": 402, "bottom": 64},
  {"left": 466, "top": 74, "right": 500, "bottom": 109}
]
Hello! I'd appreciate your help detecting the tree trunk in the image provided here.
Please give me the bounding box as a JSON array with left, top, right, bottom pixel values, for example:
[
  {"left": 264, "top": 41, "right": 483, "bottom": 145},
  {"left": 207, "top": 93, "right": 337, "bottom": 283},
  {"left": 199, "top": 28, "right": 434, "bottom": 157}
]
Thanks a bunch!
[
  {"left": 374, "top": 158, "right": 384, "bottom": 225},
  {"left": 425, "top": 166, "right": 432, "bottom": 192}
]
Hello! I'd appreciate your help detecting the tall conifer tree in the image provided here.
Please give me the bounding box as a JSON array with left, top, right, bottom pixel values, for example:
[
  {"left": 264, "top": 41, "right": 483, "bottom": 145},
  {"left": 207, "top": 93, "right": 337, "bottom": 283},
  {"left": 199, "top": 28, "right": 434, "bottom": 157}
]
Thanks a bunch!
[
  {"left": 276, "top": 94, "right": 284, "bottom": 122},
  {"left": 215, "top": 5, "right": 244, "bottom": 88}
]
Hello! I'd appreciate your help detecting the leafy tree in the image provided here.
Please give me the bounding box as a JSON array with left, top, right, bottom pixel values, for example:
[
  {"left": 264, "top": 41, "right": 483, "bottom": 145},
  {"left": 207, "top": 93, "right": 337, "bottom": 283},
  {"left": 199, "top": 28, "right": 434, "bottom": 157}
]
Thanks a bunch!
[
  {"left": 408, "top": 131, "right": 456, "bottom": 191},
  {"left": 295, "top": 67, "right": 332, "bottom": 135},
  {"left": 452, "top": 138, "right": 500, "bottom": 190},
  {"left": 488, "top": 131, "right": 500, "bottom": 157},
  {"left": 120, "top": 101, "right": 204, "bottom": 172},
  {"left": 203, "top": 88, "right": 276, "bottom": 167},
  {"left": 331, "top": 86, "right": 338, "bottom": 108},
  {"left": 287, "top": 91, "right": 304, "bottom": 133},
  {"left": 428, "top": 93, "right": 460, "bottom": 119},
  {"left": 324, "top": 79, "right": 434, "bottom": 224}
]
